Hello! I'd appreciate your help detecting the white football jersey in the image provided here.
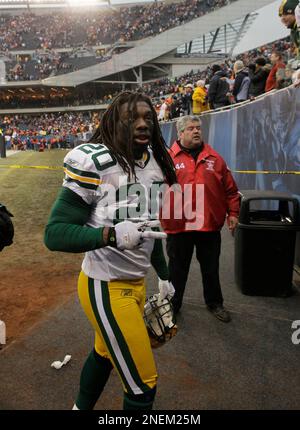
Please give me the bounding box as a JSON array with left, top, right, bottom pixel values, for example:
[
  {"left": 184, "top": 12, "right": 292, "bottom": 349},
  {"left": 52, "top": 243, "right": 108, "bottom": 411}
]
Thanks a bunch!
[{"left": 63, "top": 143, "right": 165, "bottom": 281}]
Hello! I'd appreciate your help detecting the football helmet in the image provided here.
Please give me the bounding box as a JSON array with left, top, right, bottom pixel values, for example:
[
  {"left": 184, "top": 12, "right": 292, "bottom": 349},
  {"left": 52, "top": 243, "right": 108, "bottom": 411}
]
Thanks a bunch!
[{"left": 144, "top": 293, "right": 178, "bottom": 348}]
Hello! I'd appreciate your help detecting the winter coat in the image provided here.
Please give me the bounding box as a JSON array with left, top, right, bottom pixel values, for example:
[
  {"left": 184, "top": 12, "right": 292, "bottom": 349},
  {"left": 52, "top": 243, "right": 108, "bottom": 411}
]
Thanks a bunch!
[
  {"left": 232, "top": 70, "right": 250, "bottom": 102},
  {"left": 192, "top": 87, "right": 209, "bottom": 114},
  {"left": 248, "top": 67, "right": 270, "bottom": 97},
  {"left": 160, "top": 141, "right": 240, "bottom": 233},
  {"left": 265, "top": 62, "right": 286, "bottom": 92},
  {"left": 208, "top": 71, "right": 230, "bottom": 108}
]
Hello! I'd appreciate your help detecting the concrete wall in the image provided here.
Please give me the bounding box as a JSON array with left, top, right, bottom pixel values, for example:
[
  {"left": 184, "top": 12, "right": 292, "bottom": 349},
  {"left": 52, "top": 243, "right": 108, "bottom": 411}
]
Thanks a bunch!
[{"left": 170, "top": 64, "right": 203, "bottom": 78}]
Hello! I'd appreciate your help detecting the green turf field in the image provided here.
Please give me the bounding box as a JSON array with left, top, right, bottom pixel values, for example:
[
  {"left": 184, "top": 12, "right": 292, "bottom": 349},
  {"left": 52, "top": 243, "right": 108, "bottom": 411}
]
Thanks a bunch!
[
  {"left": 0, "top": 150, "right": 84, "bottom": 341},
  {"left": 0, "top": 149, "right": 83, "bottom": 271}
]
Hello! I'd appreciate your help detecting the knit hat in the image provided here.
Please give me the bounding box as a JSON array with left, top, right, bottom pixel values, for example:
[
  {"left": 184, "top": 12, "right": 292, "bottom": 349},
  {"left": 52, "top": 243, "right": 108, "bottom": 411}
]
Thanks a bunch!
[
  {"left": 233, "top": 60, "right": 245, "bottom": 73},
  {"left": 196, "top": 80, "right": 205, "bottom": 87},
  {"left": 279, "top": 0, "right": 298, "bottom": 16}
]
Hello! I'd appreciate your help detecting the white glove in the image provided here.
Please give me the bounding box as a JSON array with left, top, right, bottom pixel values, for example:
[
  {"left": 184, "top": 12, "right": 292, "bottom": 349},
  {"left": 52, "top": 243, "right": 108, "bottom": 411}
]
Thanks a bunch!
[
  {"left": 114, "top": 221, "right": 142, "bottom": 250},
  {"left": 133, "top": 219, "right": 167, "bottom": 239},
  {"left": 114, "top": 220, "right": 167, "bottom": 250},
  {"left": 158, "top": 278, "right": 175, "bottom": 304}
]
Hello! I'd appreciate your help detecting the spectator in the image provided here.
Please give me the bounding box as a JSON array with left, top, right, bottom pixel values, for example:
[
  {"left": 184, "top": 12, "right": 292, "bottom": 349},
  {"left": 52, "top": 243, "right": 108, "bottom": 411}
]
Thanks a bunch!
[
  {"left": 4, "top": 134, "right": 11, "bottom": 150},
  {"left": 279, "top": 0, "right": 300, "bottom": 60},
  {"left": 265, "top": 51, "right": 286, "bottom": 92},
  {"left": 158, "top": 97, "right": 169, "bottom": 121},
  {"left": 161, "top": 115, "right": 240, "bottom": 322},
  {"left": 232, "top": 60, "right": 250, "bottom": 103},
  {"left": 276, "top": 65, "right": 291, "bottom": 88},
  {"left": 208, "top": 64, "right": 230, "bottom": 109},
  {"left": 248, "top": 57, "right": 270, "bottom": 98},
  {"left": 180, "top": 84, "right": 193, "bottom": 115},
  {"left": 192, "top": 80, "right": 209, "bottom": 114},
  {"left": 169, "top": 95, "right": 181, "bottom": 119}
]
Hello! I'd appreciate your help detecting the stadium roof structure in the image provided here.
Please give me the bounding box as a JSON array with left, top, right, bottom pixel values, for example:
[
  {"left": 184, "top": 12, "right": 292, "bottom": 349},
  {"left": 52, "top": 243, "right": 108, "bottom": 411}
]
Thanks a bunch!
[
  {"left": 0, "top": 0, "right": 284, "bottom": 90},
  {"left": 177, "top": 13, "right": 258, "bottom": 57},
  {"left": 39, "top": 0, "right": 276, "bottom": 87}
]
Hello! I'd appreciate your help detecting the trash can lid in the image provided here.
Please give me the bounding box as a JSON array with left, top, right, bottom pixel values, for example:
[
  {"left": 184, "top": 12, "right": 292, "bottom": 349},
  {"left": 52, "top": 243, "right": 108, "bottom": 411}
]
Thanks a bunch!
[
  {"left": 239, "top": 190, "right": 298, "bottom": 202},
  {"left": 238, "top": 190, "right": 300, "bottom": 227}
]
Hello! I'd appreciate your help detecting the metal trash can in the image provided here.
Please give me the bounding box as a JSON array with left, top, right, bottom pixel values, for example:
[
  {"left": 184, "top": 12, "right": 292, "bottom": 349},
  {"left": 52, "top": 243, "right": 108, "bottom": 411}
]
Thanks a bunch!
[{"left": 235, "top": 191, "right": 300, "bottom": 297}]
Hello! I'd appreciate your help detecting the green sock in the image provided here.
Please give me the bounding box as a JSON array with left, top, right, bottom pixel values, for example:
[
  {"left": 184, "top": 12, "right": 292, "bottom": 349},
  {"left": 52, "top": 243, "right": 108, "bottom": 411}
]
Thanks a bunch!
[
  {"left": 123, "top": 386, "right": 156, "bottom": 410},
  {"left": 75, "top": 349, "right": 113, "bottom": 410}
]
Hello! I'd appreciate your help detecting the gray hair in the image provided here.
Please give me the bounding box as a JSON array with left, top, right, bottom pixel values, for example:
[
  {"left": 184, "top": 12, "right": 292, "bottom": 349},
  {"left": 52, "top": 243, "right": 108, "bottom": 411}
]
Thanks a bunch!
[{"left": 176, "top": 115, "right": 202, "bottom": 134}]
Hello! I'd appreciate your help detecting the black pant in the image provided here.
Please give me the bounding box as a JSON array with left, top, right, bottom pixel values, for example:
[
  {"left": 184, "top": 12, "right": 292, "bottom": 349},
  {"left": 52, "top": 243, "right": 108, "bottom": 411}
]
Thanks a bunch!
[{"left": 166, "top": 231, "right": 223, "bottom": 311}]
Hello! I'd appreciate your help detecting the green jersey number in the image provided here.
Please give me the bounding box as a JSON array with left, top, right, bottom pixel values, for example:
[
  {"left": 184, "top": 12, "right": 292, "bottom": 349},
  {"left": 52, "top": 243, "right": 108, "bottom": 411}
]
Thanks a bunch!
[{"left": 77, "top": 144, "right": 117, "bottom": 171}]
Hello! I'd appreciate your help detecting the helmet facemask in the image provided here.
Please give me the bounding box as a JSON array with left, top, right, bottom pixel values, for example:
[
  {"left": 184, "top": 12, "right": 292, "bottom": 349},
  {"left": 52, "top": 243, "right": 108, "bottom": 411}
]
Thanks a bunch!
[{"left": 144, "top": 293, "right": 178, "bottom": 348}]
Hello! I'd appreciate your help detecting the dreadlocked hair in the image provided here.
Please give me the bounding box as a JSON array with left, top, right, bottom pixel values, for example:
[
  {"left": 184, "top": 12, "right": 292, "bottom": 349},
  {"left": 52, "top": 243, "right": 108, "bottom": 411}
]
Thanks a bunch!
[{"left": 89, "top": 91, "right": 177, "bottom": 185}]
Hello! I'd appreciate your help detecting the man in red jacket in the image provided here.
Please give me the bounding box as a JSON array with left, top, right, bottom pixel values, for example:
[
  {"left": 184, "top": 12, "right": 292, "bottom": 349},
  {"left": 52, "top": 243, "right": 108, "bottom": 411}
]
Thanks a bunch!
[
  {"left": 161, "top": 116, "right": 240, "bottom": 322},
  {"left": 265, "top": 51, "right": 286, "bottom": 92}
]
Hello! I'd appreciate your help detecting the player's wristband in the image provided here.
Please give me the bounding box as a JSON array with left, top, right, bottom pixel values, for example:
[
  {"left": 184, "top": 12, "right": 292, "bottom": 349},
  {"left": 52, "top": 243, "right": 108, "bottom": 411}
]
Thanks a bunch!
[{"left": 107, "top": 227, "right": 117, "bottom": 247}]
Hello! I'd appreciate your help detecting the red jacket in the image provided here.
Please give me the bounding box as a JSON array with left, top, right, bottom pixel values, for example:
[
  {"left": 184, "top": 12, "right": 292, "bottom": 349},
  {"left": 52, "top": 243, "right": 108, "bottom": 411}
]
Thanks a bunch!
[
  {"left": 265, "top": 62, "right": 285, "bottom": 92},
  {"left": 161, "top": 141, "right": 240, "bottom": 233}
]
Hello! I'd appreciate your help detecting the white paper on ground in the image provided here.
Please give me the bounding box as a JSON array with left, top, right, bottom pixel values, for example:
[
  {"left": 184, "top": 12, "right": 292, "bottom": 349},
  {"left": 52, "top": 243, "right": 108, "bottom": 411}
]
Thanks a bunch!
[
  {"left": 51, "top": 354, "right": 71, "bottom": 369},
  {"left": 0, "top": 320, "right": 6, "bottom": 345}
]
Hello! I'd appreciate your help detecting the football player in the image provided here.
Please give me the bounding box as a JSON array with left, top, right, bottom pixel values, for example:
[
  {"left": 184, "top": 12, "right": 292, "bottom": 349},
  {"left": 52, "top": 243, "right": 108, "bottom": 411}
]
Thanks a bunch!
[{"left": 44, "top": 91, "right": 177, "bottom": 410}]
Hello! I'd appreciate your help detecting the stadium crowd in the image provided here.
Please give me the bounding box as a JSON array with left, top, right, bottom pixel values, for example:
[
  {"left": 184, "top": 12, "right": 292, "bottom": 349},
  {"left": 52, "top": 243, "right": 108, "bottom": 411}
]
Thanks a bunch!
[
  {"left": 143, "top": 34, "right": 300, "bottom": 120},
  {"left": 0, "top": 112, "right": 100, "bottom": 151},
  {"left": 2, "top": 36, "right": 300, "bottom": 112},
  {"left": 5, "top": 49, "right": 110, "bottom": 81},
  {"left": 1, "top": 0, "right": 299, "bottom": 141},
  {"left": 1, "top": 35, "right": 299, "bottom": 151},
  {"left": 3, "top": 0, "right": 299, "bottom": 83},
  {"left": 1, "top": 35, "right": 297, "bottom": 109},
  {"left": 0, "top": 0, "right": 235, "bottom": 52},
  {"left": 2, "top": 0, "right": 235, "bottom": 81}
]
